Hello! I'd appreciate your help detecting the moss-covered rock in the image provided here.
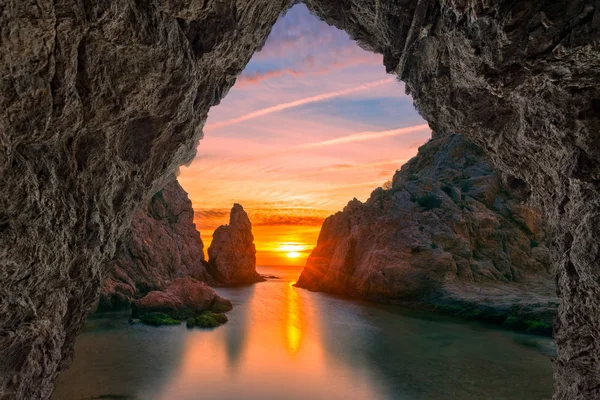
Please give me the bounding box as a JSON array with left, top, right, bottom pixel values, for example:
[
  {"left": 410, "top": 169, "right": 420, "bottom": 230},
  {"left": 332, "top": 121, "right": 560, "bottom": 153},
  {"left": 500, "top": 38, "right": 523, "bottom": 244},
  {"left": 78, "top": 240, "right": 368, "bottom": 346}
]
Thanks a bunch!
[
  {"left": 186, "top": 311, "right": 229, "bottom": 329},
  {"left": 211, "top": 300, "right": 233, "bottom": 313},
  {"left": 503, "top": 315, "right": 552, "bottom": 336},
  {"left": 139, "top": 312, "right": 181, "bottom": 326}
]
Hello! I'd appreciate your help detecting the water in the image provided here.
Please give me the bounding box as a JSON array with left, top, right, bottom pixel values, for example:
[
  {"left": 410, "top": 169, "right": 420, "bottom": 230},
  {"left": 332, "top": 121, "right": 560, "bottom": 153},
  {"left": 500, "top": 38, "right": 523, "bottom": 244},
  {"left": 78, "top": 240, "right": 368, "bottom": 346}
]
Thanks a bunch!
[{"left": 53, "top": 266, "right": 555, "bottom": 400}]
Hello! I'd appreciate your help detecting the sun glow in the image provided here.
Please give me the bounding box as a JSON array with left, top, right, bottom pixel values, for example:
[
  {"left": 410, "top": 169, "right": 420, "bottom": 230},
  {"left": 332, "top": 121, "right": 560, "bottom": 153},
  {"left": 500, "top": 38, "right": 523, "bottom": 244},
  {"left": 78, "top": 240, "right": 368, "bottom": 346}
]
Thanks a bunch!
[
  {"left": 285, "top": 282, "right": 304, "bottom": 354},
  {"left": 278, "top": 244, "right": 306, "bottom": 252},
  {"left": 179, "top": 0, "right": 430, "bottom": 269}
]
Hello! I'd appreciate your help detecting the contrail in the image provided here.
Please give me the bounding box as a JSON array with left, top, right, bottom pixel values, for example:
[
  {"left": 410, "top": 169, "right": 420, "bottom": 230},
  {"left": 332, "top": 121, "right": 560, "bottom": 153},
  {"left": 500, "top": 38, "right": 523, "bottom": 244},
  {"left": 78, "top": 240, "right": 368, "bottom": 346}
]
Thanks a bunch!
[
  {"left": 294, "top": 124, "right": 430, "bottom": 150},
  {"left": 205, "top": 78, "right": 395, "bottom": 130},
  {"left": 221, "top": 123, "right": 431, "bottom": 163}
]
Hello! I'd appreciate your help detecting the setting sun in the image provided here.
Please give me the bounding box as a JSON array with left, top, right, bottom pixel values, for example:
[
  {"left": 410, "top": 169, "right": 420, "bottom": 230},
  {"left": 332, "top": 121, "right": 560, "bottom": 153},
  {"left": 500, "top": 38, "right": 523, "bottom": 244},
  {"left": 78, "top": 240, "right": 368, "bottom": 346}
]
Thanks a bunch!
[
  {"left": 279, "top": 244, "right": 305, "bottom": 252},
  {"left": 286, "top": 251, "right": 301, "bottom": 259}
]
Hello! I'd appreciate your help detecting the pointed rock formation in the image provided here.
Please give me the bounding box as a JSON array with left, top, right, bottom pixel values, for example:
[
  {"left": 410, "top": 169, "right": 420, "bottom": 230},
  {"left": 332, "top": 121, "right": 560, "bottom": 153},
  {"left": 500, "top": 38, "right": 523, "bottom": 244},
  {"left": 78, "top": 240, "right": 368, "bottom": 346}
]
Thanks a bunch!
[
  {"left": 99, "top": 177, "right": 213, "bottom": 310},
  {"left": 207, "top": 204, "right": 264, "bottom": 285},
  {"left": 297, "top": 134, "right": 556, "bottom": 334}
]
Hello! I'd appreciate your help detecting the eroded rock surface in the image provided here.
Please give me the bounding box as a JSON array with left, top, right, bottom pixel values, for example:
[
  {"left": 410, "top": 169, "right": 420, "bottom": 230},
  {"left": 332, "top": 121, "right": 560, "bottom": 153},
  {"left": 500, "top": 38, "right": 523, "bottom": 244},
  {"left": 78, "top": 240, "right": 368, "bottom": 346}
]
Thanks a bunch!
[
  {"left": 208, "top": 204, "right": 263, "bottom": 285},
  {"left": 1, "top": 0, "right": 599, "bottom": 398},
  {"left": 306, "top": 2, "right": 600, "bottom": 398},
  {"left": 297, "top": 134, "right": 556, "bottom": 333},
  {"left": 99, "top": 177, "right": 212, "bottom": 310},
  {"left": 0, "top": 1, "right": 291, "bottom": 398},
  {"left": 132, "top": 277, "right": 232, "bottom": 318}
]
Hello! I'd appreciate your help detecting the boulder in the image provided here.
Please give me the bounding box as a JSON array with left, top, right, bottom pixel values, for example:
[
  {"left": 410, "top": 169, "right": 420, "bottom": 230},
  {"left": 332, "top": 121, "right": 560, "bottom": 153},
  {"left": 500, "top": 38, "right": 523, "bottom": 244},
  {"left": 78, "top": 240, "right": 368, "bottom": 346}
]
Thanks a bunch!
[{"left": 132, "top": 277, "right": 232, "bottom": 318}]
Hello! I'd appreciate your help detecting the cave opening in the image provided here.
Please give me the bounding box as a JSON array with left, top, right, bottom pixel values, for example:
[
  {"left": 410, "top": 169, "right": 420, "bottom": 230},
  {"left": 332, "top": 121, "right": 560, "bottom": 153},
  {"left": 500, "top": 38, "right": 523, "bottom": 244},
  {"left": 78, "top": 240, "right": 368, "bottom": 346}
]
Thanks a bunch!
[
  {"left": 54, "top": 4, "right": 557, "bottom": 400},
  {"left": 2, "top": 0, "right": 599, "bottom": 399},
  {"left": 178, "top": 3, "right": 431, "bottom": 269}
]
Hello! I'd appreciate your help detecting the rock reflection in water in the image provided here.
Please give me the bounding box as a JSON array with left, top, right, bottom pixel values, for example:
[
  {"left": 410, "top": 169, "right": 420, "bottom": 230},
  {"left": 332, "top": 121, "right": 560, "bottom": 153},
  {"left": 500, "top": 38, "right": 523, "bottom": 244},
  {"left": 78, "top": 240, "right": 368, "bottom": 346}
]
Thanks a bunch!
[{"left": 53, "top": 266, "right": 553, "bottom": 400}]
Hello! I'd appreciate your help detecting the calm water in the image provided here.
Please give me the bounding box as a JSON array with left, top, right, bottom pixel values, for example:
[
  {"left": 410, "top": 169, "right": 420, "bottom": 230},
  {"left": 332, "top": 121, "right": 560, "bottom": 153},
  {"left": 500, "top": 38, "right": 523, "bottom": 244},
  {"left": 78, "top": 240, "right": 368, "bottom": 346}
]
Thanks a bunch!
[{"left": 53, "top": 266, "right": 555, "bottom": 400}]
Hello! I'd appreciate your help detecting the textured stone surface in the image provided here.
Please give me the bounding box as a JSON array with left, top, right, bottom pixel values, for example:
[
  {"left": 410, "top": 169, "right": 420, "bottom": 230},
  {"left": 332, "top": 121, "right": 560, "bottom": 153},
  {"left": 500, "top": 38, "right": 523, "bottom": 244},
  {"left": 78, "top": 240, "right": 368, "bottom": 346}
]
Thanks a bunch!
[
  {"left": 132, "top": 277, "right": 231, "bottom": 318},
  {"left": 0, "top": 1, "right": 291, "bottom": 398},
  {"left": 305, "top": 2, "right": 600, "bottom": 398},
  {"left": 99, "top": 176, "right": 212, "bottom": 310},
  {"left": 207, "top": 204, "right": 263, "bottom": 285},
  {"left": 0, "top": 0, "right": 598, "bottom": 398},
  {"left": 296, "top": 134, "right": 556, "bottom": 332}
]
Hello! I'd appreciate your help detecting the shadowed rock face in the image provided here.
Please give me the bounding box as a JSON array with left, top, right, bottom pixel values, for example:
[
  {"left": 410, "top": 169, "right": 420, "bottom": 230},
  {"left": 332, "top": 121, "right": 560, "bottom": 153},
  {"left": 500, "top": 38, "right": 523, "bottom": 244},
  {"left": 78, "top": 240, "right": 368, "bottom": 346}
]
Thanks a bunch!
[
  {"left": 99, "top": 177, "right": 213, "bottom": 310},
  {"left": 0, "top": 1, "right": 292, "bottom": 398},
  {"left": 303, "top": 2, "right": 599, "bottom": 398},
  {"left": 296, "top": 134, "right": 556, "bottom": 332},
  {"left": 208, "top": 204, "right": 263, "bottom": 285},
  {"left": 0, "top": 0, "right": 598, "bottom": 398}
]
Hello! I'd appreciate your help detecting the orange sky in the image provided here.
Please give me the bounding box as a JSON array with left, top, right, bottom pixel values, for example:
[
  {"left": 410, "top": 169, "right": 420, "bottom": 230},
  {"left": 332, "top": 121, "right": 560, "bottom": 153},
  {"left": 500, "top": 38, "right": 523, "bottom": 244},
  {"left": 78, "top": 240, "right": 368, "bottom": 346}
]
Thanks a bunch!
[{"left": 178, "top": 5, "right": 430, "bottom": 266}]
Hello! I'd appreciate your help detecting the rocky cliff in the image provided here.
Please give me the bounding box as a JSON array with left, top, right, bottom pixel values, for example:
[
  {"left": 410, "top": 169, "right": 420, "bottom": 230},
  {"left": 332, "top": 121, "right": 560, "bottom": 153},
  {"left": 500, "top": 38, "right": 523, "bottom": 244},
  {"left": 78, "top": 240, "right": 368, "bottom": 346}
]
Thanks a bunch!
[
  {"left": 304, "top": 3, "right": 599, "bottom": 397},
  {"left": 1, "top": 0, "right": 598, "bottom": 398},
  {"left": 297, "top": 134, "right": 556, "bottom": 333},
  {"left": 208, "top": 204, "right": 263, "bottom": 285},
  {"left": 99, "top": 177, "right": 213, "bottom": 310}
]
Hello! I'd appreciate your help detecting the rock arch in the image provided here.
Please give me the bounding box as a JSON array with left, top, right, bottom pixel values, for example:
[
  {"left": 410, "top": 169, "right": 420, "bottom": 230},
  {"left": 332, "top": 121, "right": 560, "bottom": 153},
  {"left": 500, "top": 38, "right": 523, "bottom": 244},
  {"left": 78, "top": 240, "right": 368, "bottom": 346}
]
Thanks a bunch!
[{"left": 0, "top": 1, "right": 598, "bottom": 399}]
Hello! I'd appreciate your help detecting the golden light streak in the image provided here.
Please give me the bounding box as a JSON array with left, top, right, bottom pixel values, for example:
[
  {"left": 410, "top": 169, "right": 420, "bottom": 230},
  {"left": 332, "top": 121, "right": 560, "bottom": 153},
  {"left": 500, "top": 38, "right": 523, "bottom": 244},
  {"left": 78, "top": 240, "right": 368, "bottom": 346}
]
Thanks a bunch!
[{"left": 285, "top": 283, "right": 304, "bottom": 354}]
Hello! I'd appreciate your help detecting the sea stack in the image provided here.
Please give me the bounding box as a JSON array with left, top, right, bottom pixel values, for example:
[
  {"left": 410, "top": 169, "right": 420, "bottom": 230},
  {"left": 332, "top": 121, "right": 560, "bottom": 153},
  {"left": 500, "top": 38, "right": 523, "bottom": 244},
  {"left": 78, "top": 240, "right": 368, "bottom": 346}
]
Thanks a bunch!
[{"left": 208, "top": 204, "right": 264, "bottom": 285}]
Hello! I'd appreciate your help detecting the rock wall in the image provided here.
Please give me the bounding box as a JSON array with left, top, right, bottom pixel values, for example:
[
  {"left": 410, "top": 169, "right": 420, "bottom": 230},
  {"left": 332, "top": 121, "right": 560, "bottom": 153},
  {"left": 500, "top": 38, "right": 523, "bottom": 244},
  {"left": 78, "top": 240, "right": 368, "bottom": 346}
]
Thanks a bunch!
[
  {"left": 305, "top": 2, "right": 600, "bottom": 398},
  {"left": 99, "top": 177, "right": 213, "bottom": 310},
  {"left": 207, "top": 204, "right": 263, "bottom": 285},
  {"left": 1, "top": 0, "right": 598, "bottom": 398},
  {"left": 0, "top": 1, "right": 292, "bottom": 398},
  {"left": 296, "top": 134, "right": 556, "bottom": 333}
]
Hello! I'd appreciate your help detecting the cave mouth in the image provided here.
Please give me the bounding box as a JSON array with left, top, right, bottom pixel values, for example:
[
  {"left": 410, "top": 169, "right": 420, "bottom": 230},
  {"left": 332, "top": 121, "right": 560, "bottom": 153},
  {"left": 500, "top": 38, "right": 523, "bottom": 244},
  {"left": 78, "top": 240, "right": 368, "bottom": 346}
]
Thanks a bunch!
[
  {"left": 2, "top": 0, "right": 598, "bottom": 398},
  {"left": 178, "top": 3, "right": 431, "bottom": 269}
]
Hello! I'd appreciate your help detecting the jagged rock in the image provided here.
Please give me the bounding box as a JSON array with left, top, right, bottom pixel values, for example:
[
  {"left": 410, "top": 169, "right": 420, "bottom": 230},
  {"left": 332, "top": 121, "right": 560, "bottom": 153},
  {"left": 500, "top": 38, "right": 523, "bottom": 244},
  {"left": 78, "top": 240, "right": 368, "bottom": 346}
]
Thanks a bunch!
[
  {"left": 296, "top": 134, "right": 556, "bottom": 332},
  {"left": 1, "top": 0, "right": 598, "bottom": 398},
  {"left": 132, "top": 277, "right": 232, "bottom": 318},
  {"left": 99, "top": 177, "right": 212, "bottom": 310},
  {"left": 304, "top": 2, "right": 600, "bottom": 398},
  {"left": 207, "top": 204, "right": 264, "bottom": 285},
  {"left": 0, "top": 2, "right": 291, "bottom": 398}
]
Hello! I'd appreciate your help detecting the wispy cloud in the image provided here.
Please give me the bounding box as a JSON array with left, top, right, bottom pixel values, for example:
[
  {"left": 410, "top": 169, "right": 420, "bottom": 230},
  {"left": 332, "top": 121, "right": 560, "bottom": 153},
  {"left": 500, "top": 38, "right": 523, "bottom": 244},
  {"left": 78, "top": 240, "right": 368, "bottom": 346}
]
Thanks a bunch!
[
  {"left": 194, "top": 207, "right": 330, "bottom": 233},
  {"left": 292, "top": 124, "right": 429, "bottom": 150},
  {"left": 252, "top": 214, "right": 326, "bottom": 227},
  {"left": 236, "top": 68, "right": 304, "bottom": 86},
  {"left": 318, "top": 159, "right": 407, "bottom": 172},
  {"left": 205, "top": 78, "right": 394, "bottom": 130},
  {"left": 236, "top": 54, "right": 381, "bottom": 87},
  {"left": 194, "top": 208, "right": 230, "bottom": 221}
]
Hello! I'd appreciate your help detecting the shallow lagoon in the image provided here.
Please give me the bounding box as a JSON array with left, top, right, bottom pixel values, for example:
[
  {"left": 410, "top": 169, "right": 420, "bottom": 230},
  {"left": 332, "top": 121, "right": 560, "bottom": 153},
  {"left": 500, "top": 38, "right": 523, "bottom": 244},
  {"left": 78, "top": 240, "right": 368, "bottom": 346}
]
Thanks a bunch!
[{"left": 53, "top": 266, "right": 554, "bottom": 400}]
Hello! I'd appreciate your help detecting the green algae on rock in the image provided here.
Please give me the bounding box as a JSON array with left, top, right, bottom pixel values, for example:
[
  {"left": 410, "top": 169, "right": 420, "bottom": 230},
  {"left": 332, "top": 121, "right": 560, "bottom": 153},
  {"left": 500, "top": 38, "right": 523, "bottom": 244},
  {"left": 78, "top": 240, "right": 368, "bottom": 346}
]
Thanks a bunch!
[{"left": 186, "top": 311, "right": 229, "bottom": 329}]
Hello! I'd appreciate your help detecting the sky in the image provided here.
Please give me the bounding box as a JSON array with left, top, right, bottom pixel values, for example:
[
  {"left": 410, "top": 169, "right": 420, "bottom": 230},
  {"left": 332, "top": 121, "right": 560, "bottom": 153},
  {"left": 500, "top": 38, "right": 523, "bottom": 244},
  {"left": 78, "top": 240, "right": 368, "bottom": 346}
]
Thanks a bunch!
[{"left": 178, "top": 4, "right": 430, "bottom": 267}]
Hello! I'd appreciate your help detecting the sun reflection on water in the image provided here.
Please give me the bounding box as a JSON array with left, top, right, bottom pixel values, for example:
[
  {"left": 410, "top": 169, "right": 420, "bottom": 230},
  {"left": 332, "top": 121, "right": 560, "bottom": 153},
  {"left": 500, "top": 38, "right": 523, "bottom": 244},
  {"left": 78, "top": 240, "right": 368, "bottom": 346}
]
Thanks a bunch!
[{"left": 285, "top": 282, "right": 304, "bottom": 354}]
